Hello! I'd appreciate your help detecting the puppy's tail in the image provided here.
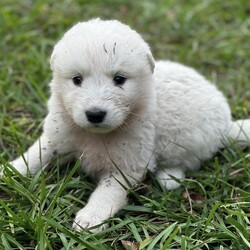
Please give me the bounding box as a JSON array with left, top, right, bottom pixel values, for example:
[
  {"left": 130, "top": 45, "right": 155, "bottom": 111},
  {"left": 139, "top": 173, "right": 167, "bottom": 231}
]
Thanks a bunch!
[{"left": 225, "top": 119, "right": 250, "bottom": 147}]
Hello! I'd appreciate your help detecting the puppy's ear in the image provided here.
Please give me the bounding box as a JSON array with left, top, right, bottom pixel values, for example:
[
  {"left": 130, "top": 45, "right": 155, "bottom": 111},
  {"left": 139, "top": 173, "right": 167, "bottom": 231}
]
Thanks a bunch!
[{"left": 147, "top": 53, "right": 155, "bottom": 73}]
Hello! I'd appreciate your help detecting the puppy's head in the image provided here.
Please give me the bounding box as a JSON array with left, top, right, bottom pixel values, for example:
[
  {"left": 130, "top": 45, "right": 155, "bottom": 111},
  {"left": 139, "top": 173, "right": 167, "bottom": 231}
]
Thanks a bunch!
[{"left": 50, "top": 19, "right": 155, "bottom": 134}]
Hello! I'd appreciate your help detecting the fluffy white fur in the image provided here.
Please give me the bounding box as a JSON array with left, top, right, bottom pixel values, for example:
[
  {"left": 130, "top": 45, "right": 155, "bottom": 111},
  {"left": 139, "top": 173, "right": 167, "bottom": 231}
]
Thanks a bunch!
[{"left": 2, "top": 19, "right": 250, "bottom": 232}]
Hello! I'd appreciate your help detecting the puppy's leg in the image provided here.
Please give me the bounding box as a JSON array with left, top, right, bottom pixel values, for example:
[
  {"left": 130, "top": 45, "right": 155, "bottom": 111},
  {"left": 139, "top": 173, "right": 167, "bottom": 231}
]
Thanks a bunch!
[
  {"left": 8, "top": 134, "right": 56, "bottom": 175},
  {"left": 7, "top": 132, "right": 73, "bottom": 176},
  {"left": 156, "top": 167, "right": 185, "bottom": 190},
  {"left": 2, "top": 108, "right": 75, "bottom": 176},
  {"left": 72, "top": 172, "right": 129, "bottom": 232}
]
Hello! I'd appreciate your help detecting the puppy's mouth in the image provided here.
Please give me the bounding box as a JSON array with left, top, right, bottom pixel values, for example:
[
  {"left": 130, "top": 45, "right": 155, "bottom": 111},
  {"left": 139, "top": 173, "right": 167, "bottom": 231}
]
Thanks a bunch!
[{"left": 84, "top": 124, "right": 115, "bottom": 134}]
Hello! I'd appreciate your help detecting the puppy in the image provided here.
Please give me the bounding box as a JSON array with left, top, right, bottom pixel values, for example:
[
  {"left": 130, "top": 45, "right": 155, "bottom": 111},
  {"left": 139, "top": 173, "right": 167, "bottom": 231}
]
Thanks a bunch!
[{"left": 2, "top": 18, "right": 250, "bottom": 232}]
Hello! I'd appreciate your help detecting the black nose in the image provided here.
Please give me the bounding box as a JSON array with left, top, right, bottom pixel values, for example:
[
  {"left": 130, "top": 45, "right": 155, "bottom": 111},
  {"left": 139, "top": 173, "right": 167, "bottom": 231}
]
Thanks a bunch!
[{"left": 85, "top": 109, "right": 107, "bottom": 124}]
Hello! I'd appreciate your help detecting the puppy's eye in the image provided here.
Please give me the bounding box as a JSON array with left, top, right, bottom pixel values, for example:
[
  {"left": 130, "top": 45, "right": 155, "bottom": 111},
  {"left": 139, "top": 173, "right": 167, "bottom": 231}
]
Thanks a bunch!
[
  {"left": 72, "top": 75, "right": 83, "bottom": 86},
  {"left": 113, "top": 75, "right": 126, "bottom": 86}
]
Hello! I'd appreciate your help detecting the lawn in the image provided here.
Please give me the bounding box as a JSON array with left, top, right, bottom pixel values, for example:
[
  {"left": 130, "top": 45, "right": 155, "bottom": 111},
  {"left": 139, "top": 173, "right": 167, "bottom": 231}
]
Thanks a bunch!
[{"left": 0, "top": 0, "right": 250, "bottom": 249}]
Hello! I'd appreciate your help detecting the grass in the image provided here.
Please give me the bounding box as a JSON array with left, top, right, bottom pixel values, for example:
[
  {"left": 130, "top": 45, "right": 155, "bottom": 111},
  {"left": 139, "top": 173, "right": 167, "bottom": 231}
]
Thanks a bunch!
[{"left": 0, "top": 0, "right": 250, "bottom": 249}]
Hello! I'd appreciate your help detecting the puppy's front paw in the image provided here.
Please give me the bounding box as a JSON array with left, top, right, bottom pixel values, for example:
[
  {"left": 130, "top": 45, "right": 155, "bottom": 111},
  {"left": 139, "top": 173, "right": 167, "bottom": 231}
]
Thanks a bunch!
[
  {"left": 0, "top": 162, "right": 26, "bottom": 178},
  {"left": 72, "top": 207, "right": 108, "bottom": 232},
  {"left": 9, "top": 159, "right": 29, "bottom": 176},
  {"left": 156, "top": 168, "right": 185, "bottom": 190},
  {"left": 0, "top": 164, "right": 12, "bottom": 178},
  {"left": 0, "top": 165, "right": 4, "bottom": 178}
]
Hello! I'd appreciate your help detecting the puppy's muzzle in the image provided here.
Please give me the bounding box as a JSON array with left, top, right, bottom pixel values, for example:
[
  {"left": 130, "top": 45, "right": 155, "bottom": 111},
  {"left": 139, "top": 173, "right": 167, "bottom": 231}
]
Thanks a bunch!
[{"left": 85, "top": 109, "right": 107, "bottom": 124}]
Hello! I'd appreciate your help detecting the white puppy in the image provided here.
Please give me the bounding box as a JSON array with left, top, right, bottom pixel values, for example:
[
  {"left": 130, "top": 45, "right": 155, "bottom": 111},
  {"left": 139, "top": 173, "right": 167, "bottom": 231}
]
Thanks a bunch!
[{"left": 3, "top": 19, "right": 250, "bottom": 232}]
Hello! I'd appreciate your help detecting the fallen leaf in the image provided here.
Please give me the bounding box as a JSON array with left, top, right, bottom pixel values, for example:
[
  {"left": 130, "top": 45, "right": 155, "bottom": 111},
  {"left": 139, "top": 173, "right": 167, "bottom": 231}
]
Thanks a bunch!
[{"left": 121, "top": 240, "right": 139, "bottom": 250}]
